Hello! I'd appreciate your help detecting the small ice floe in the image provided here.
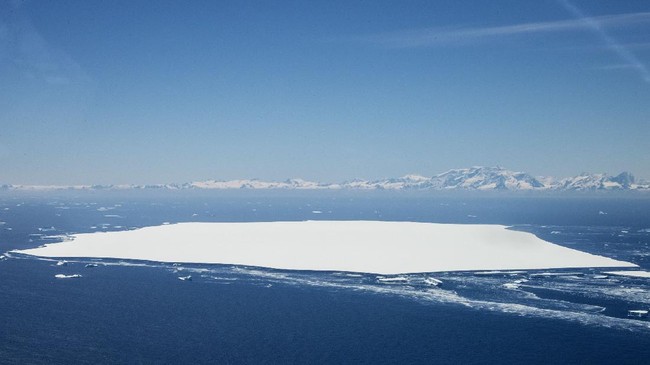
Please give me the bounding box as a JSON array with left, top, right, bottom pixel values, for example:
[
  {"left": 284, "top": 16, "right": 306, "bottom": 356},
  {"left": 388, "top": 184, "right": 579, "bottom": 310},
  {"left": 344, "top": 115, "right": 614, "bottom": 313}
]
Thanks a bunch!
[
  {"left": 598, "top": 211, "right": 607, "bottom": 215},
  {"left": 604, "top": 271, "right": 650, "bottom": 278},
  {"left": 178, "top": 275, "right": 192, "bottom": 281},
  {"left": 55, "top": 274, "right": 82, "bottom": 279},
  {"left": 345, "top": 273, "right": 363, "bottom": 277},
  {"left": 162, "top": 222, "right": 171, "bottom": 225},
  {"left": 502, "top": 283, "right": 521, "bottom": 290},
  {"left": 550, "top": 231, "right": 561, "bottom": 235},
  {"left": 627, "top": 310, "right": 648, "bottom": 318},
  {"left": 474, "top": 270, "right": 527, "bottom": 276},
  {"left": 621, "top": 230, "right": 629, "bottom": 234},
  {"left": 467, "top": 215, "right": 477, "bottom": 218},
  {"left": 332, "top": 272, "right": 362, "bottom": 278},
  {"left": 85, "top": 263, "right": 99, "bottom": 268},
  {"left": 592, "top": 275, "right": 609, "bottom": 279},
  {"left": 423, "top": 277, "right": 443, "bottom": 287},
  {"left": 311, "top": 210, "right": 322, "bottom": 214},
  {"left": 530, "top": 272, "right": 577, "bottom": 278},
  {"left": 0, "top": 255, "right": 6, "bottom": 260},
  {"left": 56, "top": 260, "right": 68, "bottom": 266},
  {"left": 377, "top": 276, "right": 409, "bottom": 284}
]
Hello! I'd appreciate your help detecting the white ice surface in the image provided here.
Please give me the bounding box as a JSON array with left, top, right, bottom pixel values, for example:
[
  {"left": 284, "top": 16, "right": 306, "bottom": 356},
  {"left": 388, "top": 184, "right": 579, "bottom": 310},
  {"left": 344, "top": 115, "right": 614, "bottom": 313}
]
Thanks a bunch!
[
  {"left": 605, "top": 270, "right": 650, "bottom": 278},
  {"left": 14, "top": 221, "right": 637, "bottom": 275},
  {"left": 54, "top": 274, "right": 82, "bottom": 279}
]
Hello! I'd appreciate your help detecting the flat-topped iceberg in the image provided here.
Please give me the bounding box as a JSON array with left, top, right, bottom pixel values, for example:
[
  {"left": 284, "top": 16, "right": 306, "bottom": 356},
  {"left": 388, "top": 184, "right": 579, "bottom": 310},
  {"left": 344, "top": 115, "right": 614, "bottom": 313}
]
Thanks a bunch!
[{"left": 14, "top": 221, "right": 636, "bottom": 275}]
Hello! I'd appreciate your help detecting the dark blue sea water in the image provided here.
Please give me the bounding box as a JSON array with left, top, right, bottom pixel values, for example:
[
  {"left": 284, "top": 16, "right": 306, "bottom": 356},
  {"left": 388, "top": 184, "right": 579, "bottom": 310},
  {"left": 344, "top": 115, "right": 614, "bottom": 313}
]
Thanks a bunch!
[{"left": 1, "top": 191, "right": 650, "bottom": 364}]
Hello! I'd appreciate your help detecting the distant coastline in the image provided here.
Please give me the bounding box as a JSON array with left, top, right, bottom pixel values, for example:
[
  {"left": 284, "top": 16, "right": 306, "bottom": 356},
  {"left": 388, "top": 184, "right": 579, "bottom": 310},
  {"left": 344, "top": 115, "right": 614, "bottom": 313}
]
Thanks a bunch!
[{"left": 2, "top": 166, "right": 649, "bottom": 192}]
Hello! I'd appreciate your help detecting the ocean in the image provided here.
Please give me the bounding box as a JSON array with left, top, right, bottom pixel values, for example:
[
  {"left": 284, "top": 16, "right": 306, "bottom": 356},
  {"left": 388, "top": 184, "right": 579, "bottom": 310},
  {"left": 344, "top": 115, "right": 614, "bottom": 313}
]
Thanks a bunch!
[{"left": 1, "top": 191, "right": 650, "bottom": 364}]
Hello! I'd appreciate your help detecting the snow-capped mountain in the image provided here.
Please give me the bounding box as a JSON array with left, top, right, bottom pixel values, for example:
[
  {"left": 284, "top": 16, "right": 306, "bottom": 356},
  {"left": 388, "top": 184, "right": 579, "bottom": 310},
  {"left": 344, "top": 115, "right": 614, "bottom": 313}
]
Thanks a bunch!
[
  {"left": 170, "top": 167, "right": 649, "bottom": 191},
  {"left": 1, "top": 167, "right": 648, "bottom": 192},
  {"left": 557, "top": 172, "right": 643, "bottom": 191},
  {"left": 334, "top": 167, "right": 545, "bottom": 191},
  {"left": 339, "top": 174, "right": 435, "bottom": 190},
  {"left": 190, "top": 178, "right": 332, "bottom": 190},
  {"left": 431, "top": 166, "right": 545, "bottom": 190}
]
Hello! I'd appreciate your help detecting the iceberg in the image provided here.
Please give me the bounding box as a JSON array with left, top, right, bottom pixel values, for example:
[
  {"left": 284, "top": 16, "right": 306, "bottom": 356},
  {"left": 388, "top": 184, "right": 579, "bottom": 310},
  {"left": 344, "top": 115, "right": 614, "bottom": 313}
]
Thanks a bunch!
[{"left": 13, "top": 221, "right": 637, "bottom": 275}]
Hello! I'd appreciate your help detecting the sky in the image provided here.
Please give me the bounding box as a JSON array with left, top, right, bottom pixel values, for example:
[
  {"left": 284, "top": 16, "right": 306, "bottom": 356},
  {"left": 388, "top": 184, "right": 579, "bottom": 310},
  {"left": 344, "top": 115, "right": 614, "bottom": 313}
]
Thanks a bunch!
[{"left": 1, "top": 0, "right": 649, "bottom": 184}]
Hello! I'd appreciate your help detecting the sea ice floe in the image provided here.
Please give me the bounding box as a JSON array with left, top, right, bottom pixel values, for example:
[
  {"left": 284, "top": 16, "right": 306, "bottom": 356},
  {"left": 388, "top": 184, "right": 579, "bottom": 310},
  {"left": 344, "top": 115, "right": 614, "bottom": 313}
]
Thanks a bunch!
[
  {"left": 54, "top": 274, "right": 82, "bottom": 279},
  {"left": 474, "top": 270, "right": 527, "bottom": 276},
  {"left": 628, "top": 310, "right": 648, "bottom": 318},
  {"left": 377, "top": 276, "right": 409, "bottom": 283},
  {"left": 502, "top": 283, "right": 521, "bottom": 290},
  {"left": 423, "top": 277, "right": 443, "bottom": 286},
  {"left": 604, "top": 271, "right": 650, "bottom": 278}
]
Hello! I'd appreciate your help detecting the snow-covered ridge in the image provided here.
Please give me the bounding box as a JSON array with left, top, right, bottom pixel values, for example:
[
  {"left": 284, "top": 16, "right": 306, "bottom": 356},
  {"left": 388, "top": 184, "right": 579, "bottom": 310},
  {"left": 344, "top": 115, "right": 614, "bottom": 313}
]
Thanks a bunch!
[{"left": 1, "top": 167, "right": 648, "bottom": 192}]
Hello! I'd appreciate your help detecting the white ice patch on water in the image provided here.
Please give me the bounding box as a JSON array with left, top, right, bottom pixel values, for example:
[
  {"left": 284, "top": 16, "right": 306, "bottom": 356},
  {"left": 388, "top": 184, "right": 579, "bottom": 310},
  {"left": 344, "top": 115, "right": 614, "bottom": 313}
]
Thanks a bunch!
[
  {"left": 628, "top": 310, "right": 648, "bottom": 317},
  {"left": 54, "top": 274, "right": 82, "bottom": 279},
  {"left": 605, "top": 271, "right": 650, "bottom": 278}
]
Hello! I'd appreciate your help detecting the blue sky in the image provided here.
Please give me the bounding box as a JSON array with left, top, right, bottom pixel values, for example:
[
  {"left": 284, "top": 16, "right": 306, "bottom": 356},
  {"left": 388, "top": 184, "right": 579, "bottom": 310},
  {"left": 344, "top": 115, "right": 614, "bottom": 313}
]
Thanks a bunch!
[{"left": 1, "top": 0, "right": 649, "bottom": 184}]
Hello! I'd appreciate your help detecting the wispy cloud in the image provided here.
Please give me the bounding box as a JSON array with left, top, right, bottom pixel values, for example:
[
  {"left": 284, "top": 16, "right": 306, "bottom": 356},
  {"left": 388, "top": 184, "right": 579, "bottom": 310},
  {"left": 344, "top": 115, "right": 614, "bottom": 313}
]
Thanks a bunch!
[
  {"left": 558, "top": 0, "right": 650, "bottom": 83},
  {"left": 349, "top": 12, "right": 650, "bottom": 49}
]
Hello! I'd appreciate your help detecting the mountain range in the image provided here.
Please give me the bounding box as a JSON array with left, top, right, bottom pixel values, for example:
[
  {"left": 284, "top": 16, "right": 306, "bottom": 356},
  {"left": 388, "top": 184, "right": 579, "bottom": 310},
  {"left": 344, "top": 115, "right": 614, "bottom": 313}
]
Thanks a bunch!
[{"left": 2, "top": 167, "right": 648, "bottom": 192}]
